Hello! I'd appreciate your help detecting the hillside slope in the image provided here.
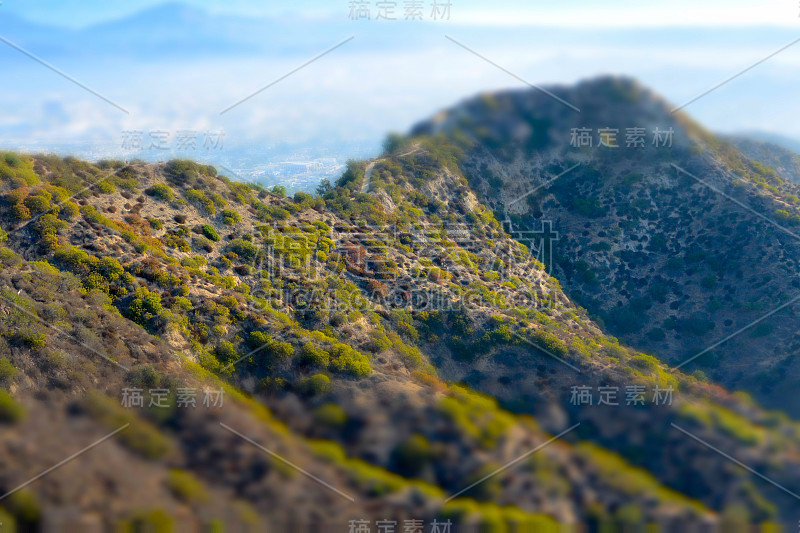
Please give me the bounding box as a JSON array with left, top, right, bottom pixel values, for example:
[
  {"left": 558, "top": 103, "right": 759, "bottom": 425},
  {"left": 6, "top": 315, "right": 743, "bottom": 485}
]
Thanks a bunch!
[
  {"left": 410, "top": 75, "right": 800, "bottom": 417},
  {"left": 0, "top": 154, "right": 713, "bottom": 529},
  {"left": 0, "top": 78, "right": 799, "bottom": 528}
]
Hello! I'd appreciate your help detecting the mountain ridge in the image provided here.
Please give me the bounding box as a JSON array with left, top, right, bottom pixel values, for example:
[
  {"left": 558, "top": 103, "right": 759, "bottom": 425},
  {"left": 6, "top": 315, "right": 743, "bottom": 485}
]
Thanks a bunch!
[{"left": 408, "top": 74, "right": 800, "bottom": 416}]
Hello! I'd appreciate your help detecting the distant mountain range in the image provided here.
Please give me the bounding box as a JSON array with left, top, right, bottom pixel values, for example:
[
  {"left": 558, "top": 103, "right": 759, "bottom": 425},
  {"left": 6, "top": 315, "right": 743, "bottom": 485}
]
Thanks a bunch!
[
  {"left": 727, "top": 133, "right": 800, "bottom": 185},
  {"left": 2, "top": 3, "right": 800, "bottom": 63},
  {"left": 0, "top": 3, "right": 432, "bottom": 60},
  {"left": 734, "top": 131, "right": 800, "bottom": 156}
]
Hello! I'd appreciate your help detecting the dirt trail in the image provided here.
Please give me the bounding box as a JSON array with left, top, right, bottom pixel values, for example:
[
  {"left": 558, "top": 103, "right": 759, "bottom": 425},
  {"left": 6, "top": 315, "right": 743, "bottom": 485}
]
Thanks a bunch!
[
  {"left": 360, "top": 161, "right": 377, "bottom": 193},
  {"left": 359, "top": 144, "right": 421, "bottom": 194}
]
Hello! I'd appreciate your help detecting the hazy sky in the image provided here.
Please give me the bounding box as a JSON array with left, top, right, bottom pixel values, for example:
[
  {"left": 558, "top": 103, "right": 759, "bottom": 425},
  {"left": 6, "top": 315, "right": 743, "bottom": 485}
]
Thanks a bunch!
[
  {"left": 1, "top": 0, "right": 799, "bottom": 176},
  {"left": 5, "top": 0, "right": 800, "bottom": 28}
]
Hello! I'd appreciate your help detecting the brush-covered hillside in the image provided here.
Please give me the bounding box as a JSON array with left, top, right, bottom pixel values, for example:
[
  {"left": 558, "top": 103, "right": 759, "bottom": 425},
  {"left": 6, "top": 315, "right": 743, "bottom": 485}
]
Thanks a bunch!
[
  {"left": 0, "top": 77, "right": 799, "bottom": 530},
  {"left": 411, "top": 75, "right": 800, "bottom": 418}
]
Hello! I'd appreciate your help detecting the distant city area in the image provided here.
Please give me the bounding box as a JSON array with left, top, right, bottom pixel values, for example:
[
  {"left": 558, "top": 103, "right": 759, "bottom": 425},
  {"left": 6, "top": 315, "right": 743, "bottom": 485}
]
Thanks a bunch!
[
  {"left": 0, "top": 138, "right": 379, "bottom": 194},
  {"left": 226, "top": 159, "right": 344, "bottom": 192},
  {"left": 214, "top": 154, "right": 351, "bottom": 194}
]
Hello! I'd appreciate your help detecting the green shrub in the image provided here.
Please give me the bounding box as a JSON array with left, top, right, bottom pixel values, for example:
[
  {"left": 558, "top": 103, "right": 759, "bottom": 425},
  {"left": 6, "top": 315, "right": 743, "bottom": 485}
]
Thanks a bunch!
[
  {"left": 125, "top": 509, "right": 174, "bottom": 533},
  {"left": 0, "top": 247, "right": 22, "bottom": 267},
  {"left": 192, "top": 236, "right": 213, "bottom": 252},
  {"left": 0, "top": 358, "right": 17, "bottom": 383},
  {"left": 313, "top": 403, "right": 347, "bottom": 428},
  {"left": 246, "top": 331, "right": 271, "bottom": 350},
  {"left": 5, "top": 490, "right": 40, "bottom": 527},
  {"left": 463, "top": 462, "right": 503, "bottom": 500},
  {"left": 97, "top": 180, "right": 115, "bottom": 194},
  {"left": 2, "top": 152, "right": 22, "bottom": 167},
  {"left": 258, "top": 205, "right": 290, "bottom": 221},
  {"left": 147, "top": 183, "right": 175, "bottom": 202},
  {"left": 228, "top": 239, "right": 258, "bottom": 263},
  {"left": 438, "top": 386, "right": 514, "bottom": 450},
  {"left": 59, "top": 201, "right": 80, "bottom": 220},
  {"left": 394, "top": 343, "right": 426, "bottom": 370},
  {"left": 23, "top": 194, "right": 50, "bottom": 214},
  {"left": 299, "top": 342, "right": 330, "bottom": 367},
  {"left": 527, "top": 329, "right": 569, "bottom": 358},
  {"left": 271, "top": 341, "right": 294, "bottom": 360},
  {"left": 83, "top": 272, "right": 108, "bottom": 293},
  {"left": 605, "top": 305, "right": 645, "bottom": 334},
  {"left": 701, "top": 275, "right": 718, "bottom": 289},
  {"left": 186, "top": 188, "right": 216, "bottom": 214},
  {"left": 297, "top": 373, "right": 331, "bottom": 396},
  {"left": 40, "top": 349, "right": 70, "bottom": 371},
  {"left": 365, "top": 330, "right": 392, "bottom": 353},
  {"left": 95, "top": 256, "right": 124, "bottom": 281},
  {"left": 0, "top": 390, "right": 24, "bottom": 423},
  {"left": 32, "top": 214, "right": 67, "bottom": 249},
  {"left": 11, "top": 203, "right": 30, "bottom": 221},
  {"left": 165, "top": 159, "right": 214, "bottom": 184},
  {"left": 53, "top": 245, "right": 89, "bottom": 271},
  {"left": 775, "top": 209, "right": 791, "bottom": 222},
  {"left": 12, "top": 328, "right": 46, "bottom": 350},
  {"left": 572, "top": 196, "right": 606, "bottom": 218},
  {"left": 0, "top": 153, "right": 38, "bottom": 185},
  {"left": 392, "top": 434, "right": 432, "bottom": 477},
  {"left": 630, "top": 354, "right": 660, "bottom": 372},
  {"left": 221, "top": 208, "right": 241, "bottom": 226},
  {"left": 127, "top": 365, "right": 163, "bottom": 390},
  {"left": 166, "top": 469, "right": 210, "bottom": 504},
  {"left": 209, "top": 192, "right": 228, "bottom": 209},
  {"left": 173, "top": 296, "right": 192, "bottom": 312},
  {"left": 201, "top": 224, "right": 220, "bottom": 242},
  {"left": 126, "top": 287, "right": 163, "bottom": 327},
  {"left": 293, "top": 191, "right": 312, "bottom": 204},
  {"left": 84, "top": 392, "right": 172, "bottom": 459},
  {"left": 0, "top": 507, "right": 14, "bottom": 531},
  {"left": 328, "top": 343, "right": 371, "bottom": 377},
  {"left": 214, "top": 341, "right": 239, "bottom": 364},
  {"left": 616, "top": 503, "right": 644, "bottom": 529}
]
